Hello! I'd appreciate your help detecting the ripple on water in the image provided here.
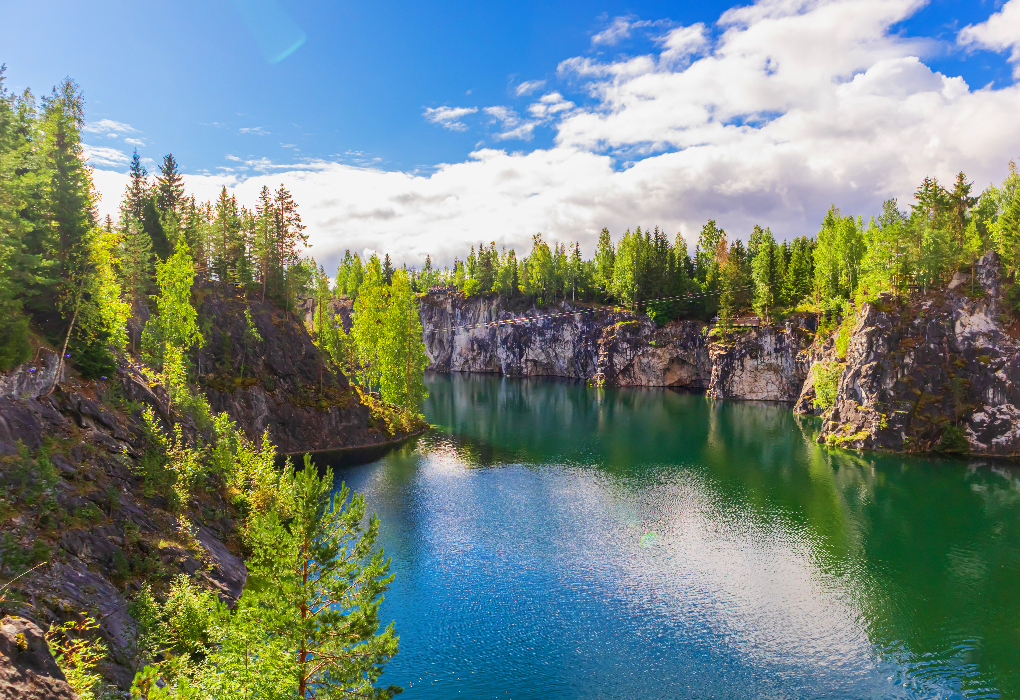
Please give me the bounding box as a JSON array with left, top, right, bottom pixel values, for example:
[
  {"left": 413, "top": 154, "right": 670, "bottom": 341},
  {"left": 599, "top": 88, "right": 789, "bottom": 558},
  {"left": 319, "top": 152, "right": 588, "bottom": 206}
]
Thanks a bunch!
[{"left": 328, "top": 376, "right": 1016, "bottom": 700}]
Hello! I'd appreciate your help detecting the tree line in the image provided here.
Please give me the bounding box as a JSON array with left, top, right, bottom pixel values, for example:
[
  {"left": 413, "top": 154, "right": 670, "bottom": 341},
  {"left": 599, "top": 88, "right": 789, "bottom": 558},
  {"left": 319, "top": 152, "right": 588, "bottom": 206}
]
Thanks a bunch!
[{"left": 361, "top": 165, "right": 1018, "bottom": 331}]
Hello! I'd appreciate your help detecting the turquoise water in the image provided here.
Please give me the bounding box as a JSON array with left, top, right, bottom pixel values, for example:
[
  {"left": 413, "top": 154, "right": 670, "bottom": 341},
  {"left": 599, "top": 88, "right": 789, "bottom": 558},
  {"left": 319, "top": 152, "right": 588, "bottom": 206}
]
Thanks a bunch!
[{"left": 333, "top": 374, "right": 1020, "bottom": 699}]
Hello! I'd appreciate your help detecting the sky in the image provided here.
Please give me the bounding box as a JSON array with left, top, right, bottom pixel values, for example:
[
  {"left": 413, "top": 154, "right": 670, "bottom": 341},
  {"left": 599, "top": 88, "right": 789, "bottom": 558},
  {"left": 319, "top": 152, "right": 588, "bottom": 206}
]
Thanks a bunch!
[{"left": 3, "top": 0, "right": 1020, "bottom": 271}]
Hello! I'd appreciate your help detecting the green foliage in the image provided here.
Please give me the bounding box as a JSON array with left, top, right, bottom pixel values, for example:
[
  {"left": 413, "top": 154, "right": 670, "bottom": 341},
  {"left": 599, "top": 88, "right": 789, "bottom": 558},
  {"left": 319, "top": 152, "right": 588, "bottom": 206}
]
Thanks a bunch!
[
  {"left": 751, "top": 226, "right": 783, "bottom": 322},
  {"left": 936, "top": 424, "right": 970, "bottom": 454},
  {"left": 378, "top": 270, "right": 429, "bottom": 415},
  {"left": 812, "top": 361, "right": 844, "bottom": 412},
  {"left": 207, "top": 457, "right": 400, "bottom": 699},
  {"left": 46, "top": 614, "right": 108, "bottom": 700},
  {"left": 814, "top": 205, "right": 866, "bottom": 310},
  {"left": 143, "top": 247, "right": 202, "bottom": 368}
]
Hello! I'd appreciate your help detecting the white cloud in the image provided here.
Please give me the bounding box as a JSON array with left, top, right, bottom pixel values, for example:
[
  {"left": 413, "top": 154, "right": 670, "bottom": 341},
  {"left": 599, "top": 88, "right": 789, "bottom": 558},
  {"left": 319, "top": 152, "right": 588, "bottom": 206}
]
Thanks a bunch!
[
  {"left": 423, "top": 106, "right": 478, "bottom": 131},
  {"left": 515, "top": 80, "right": 546, "bottom": 97},
  {"left": 83, "top": 119, "right": 137, "bottom": 134},
  {"left": 592, "top": 16, "right": 636, "bottom": 46},
  {"left": 239, "top": 126, "right": 269, "bottom": 135},
  {"left": 959, "top": 0, "right": 1020, "bottom": 77},
  {"left": 91, "top": 0, "right": 1020, "bottom": 274},
  {"left": 483, "top": 106, "right": 536, "bottom": 141},
  {"left": 527, "top": 92, "right": 575, "bottom": 119},
  {"left": 124, "top": 137, "right": 145, "bottom": 146},
  {"left": 82, "top": 144, "right": 130, "bottom": 167}
]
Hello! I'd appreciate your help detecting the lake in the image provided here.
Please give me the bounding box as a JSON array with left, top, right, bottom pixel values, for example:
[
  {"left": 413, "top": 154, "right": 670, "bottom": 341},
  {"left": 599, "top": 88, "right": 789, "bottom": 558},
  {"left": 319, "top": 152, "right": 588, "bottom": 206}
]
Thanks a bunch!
[{"left": 331, "top": 373, "right": 1020, "bottom": 699}]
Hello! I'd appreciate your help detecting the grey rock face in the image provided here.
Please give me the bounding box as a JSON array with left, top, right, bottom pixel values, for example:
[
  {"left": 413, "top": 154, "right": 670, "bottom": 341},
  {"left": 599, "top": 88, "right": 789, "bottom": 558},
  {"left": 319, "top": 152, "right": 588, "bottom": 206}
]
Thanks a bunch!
[
  {"left": 419, "top": 293, "right": 813, "bottom": 401},
  {"left": 706, "top": 321, "right": 815, "bottom": 402},
  {"left": 0, "top": 616, "right": 78, "bottom": 700},
  {"left": 195, "top": 290, "right": 407, "bottom": 455},
  {"left": 0, "top": 350, "right": 65, "bottom": 401},
  {"left": 815, "top": 251, "right": 1020, "bottom": 456}
]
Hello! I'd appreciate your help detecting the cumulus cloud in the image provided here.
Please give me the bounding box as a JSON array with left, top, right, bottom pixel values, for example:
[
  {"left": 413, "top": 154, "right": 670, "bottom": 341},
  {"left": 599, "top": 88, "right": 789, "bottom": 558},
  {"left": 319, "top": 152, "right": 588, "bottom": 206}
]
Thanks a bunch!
[
  {"left": 91, "top": 0, "right": 1020, "bottom": 274},
  {"left": 423, "top": 106, "right": 478, "bottom": 131},
  {"left": 515, "top": 79, "right": 546, "bottom": 96},
  {"left": 124, "top": 137, "right": 146, "bottom": 146},
  {"left": 82, "top": 144, "right": 130, "bottom": 167},
  {"left": 959, "top": 0, "right": 1020, "bottom": 77},
  {"left": 83, "top": 119, "right": 137, "bottom": 134},
  {"left": 592, "top": 16, "right": 636, "bottom": 46},
  {"left": 483, "top": 106, "right": 536, "bottom": 141}
]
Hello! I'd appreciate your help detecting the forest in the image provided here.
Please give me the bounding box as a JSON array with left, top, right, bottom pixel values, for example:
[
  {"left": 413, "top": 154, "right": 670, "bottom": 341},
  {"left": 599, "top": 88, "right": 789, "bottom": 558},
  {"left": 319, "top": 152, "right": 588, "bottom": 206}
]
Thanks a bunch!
[
  {"left": 0, "top": 68, "right": 420, "bottom": 699},
  {"left": 335, "top": 163, "right": 1017, "bottom": 334},
  {"left": 3, "top": 62, "right": 1020, "bottom": 699}
]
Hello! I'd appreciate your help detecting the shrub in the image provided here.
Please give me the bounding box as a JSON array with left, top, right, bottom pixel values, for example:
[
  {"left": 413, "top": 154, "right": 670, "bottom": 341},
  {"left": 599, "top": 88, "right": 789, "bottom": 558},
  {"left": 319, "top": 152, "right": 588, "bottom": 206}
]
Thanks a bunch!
[{"left": 812, "top": 361, "right": 844, "bottom": 412}]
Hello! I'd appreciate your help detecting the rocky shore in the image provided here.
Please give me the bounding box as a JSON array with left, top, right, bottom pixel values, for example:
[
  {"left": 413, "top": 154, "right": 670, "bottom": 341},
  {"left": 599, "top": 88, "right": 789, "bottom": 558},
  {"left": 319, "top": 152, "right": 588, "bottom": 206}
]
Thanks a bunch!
[{"left": 0, "top": 288, "right": 416, "bottom": 695}]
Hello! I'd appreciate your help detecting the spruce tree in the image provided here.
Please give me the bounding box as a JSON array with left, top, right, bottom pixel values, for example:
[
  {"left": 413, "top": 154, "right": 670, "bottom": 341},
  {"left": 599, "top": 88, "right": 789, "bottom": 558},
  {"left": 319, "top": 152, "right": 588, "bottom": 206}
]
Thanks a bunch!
[
  {"left": 156, "top": 153, "right": 186, "bottom": 214},
  {"left": 125, "top": 149, "right": 149, "bottom": 220}
]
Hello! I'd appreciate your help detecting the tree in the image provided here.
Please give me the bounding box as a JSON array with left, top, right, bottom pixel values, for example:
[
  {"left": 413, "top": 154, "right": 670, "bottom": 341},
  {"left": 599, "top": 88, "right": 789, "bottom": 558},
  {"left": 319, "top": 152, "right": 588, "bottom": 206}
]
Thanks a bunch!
[
  {"left": 594, "top": 227, "right": 615, "bottom": 300},
  {"left": 814, "top": 205, "right": 865, "bottom": 309},
  {"left": 142, "top": 247, "right": 202, "bottom": 369},
  {"left": 378, "top": 270, "right": 428, "bottom": 415},
  {"left": 125, "top": 149, "right": 149, "bottom": 221},
  {"left": 120, "top": 213, "right": 153, "bottom": 306},
  {"left": 156, "top": 153, "right": 186, "bottom": 215},
  {"left": 199, "top": 458, "right": 400, "bottom": 700},
  {"left": 719, "top": 240, "right": 752, "bottom": 324},
  {"left": 751, "top": 227, "right": 783, "bottom": 323},
  {"left": 781, "top": 236, "right": 812, "bottom": 306},
  {"left": 350, "top": 273, "right": 388, "bottom": 392},
  {"left": 381, "top": 253, "right": 394, "bottom": 285}
]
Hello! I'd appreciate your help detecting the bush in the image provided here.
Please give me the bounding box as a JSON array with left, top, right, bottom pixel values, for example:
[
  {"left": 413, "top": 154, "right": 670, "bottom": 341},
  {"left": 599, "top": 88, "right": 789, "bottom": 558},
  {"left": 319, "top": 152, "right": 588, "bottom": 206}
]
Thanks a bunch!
[{"left": 812, "top": 361, "right": 844, "bottom": 412}]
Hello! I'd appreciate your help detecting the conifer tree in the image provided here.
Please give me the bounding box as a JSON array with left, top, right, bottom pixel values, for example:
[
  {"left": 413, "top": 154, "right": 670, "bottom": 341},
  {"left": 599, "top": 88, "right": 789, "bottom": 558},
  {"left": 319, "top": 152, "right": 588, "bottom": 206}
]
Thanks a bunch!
[
  {"left": 594, "top": 227, "right": 615, "bottom": 300},
  {"left": 751, "top": 227, "right": 783, "bottom": 322},
  {"left": 156, "top": 153, "right": 186, "bottom": 214},
  {"left": 125, "top": 149, "right": 149, "bottom": 221},
  {"left": 206, "top": 459, "right": 400, "bottom": 700}
]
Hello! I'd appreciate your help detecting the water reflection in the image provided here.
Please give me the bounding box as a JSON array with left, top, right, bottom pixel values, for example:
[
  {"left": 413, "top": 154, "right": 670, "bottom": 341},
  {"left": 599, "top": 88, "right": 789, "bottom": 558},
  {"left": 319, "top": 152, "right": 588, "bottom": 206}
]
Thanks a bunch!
[{"left": 329, "top": 374, "right": 1020, "bottom": 699}]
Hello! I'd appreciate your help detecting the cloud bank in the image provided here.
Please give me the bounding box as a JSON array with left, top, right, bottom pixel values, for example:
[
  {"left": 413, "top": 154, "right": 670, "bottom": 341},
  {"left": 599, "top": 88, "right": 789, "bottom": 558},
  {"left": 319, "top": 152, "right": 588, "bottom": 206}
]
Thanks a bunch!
[{"left": 89, "top": 0, "right": 1020, "bottom": 273}]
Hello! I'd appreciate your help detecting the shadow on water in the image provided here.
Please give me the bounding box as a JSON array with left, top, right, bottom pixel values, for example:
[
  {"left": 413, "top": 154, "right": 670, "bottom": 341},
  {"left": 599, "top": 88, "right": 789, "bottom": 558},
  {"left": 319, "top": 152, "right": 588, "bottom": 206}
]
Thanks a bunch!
[{"left": 337, "top": 373, "right": 1020, "bottom": 700}]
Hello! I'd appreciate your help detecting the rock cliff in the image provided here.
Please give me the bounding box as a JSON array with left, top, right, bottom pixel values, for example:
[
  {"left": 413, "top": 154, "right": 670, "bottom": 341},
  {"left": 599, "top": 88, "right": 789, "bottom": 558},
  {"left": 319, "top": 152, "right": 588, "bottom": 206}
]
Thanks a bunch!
[
  {"left": 0, "top": 288, "right": 404, "bottom": 693},
  {"left": 194, "top": 289, "right": 411, "bottom": 456},
  {"left": 418, "top": 293, "right": 816, "bottom": 400},
  {"left": 806, "top": 252, "right": 1020, "bottom": 457},
  {"left": 0, "top": 616, "right": 78, "bottom": 700}
]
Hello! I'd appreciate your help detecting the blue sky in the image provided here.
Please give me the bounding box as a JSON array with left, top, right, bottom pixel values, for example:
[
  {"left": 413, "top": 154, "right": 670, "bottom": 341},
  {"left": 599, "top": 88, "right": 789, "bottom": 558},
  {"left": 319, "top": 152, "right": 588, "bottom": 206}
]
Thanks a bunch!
[{"left": 3, "top": 0, "right": 1020, "bottom": 268}]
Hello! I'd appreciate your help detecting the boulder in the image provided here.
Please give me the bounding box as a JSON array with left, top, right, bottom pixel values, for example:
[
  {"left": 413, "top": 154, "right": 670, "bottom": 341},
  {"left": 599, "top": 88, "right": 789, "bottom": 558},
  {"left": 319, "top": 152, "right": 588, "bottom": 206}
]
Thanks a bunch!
[{"left": 0, "top": 616, "right": 78, "bottom": 700}]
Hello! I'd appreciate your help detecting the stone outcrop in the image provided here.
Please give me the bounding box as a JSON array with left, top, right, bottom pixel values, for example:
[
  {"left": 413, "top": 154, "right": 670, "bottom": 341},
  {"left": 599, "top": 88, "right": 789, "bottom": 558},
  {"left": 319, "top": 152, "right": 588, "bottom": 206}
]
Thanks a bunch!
[
  {"left": 195, "top": 289, "right": 415, "bottom": 455},
  {"left": 0, "top": 617, "right": 78, "bottom": 700},
  {"left": 418, "top": 293, "right": 815, "bottom": 400},
  {"left": 706, "top": 319, "right": 816, "bottom": 402},
  {"left": 812, "top": 251, "right": 1020, "bottom": 456},
  {"left": 419, "top": 294, "right": 622, "bottom": 379}
]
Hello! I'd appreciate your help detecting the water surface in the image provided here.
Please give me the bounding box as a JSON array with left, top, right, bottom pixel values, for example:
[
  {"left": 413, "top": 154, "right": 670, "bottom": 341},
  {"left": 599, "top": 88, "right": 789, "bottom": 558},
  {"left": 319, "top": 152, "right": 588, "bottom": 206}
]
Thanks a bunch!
[{"left": 332, "top": 374, "right": 1020, "bottom": 699}]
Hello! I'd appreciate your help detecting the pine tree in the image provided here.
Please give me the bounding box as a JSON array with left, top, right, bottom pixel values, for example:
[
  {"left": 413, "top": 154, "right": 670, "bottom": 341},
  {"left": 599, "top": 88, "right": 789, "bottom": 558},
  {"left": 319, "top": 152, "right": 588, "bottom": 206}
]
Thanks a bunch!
[
  {"left": 125, "top": 149, "right": 149, "bottom": 220},
  {"left": 156, "top": 153, "right": 185, "bottom": 214},
  {"left": 206, "top": 459, "right": 400, "bottom": 700},
  {"left": 382, "top": 253, "right": 394, "bottom": 285}
]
